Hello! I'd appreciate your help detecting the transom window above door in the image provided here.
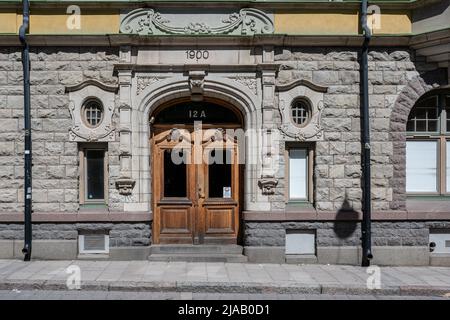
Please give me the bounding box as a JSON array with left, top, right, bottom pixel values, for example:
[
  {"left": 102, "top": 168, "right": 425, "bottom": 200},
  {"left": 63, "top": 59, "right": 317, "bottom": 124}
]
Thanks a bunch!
[
  {"left": 154, "top": 101, "right": 241, "bottom": 125},
  {"left": 406, "top": 92, "right": 450, "bottom": 196}
]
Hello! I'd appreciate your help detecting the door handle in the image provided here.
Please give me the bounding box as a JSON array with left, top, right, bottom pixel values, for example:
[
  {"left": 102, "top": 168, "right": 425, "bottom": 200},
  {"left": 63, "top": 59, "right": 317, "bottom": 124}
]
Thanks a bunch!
[{"left": 198, "top": 187, "right": 205, "bottom": 199}]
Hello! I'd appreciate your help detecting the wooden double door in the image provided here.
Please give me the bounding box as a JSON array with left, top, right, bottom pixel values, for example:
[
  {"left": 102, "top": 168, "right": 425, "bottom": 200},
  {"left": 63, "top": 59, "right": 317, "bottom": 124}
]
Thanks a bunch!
[{"left": 152, "top": 124, "right": 241, "bottom": 244}]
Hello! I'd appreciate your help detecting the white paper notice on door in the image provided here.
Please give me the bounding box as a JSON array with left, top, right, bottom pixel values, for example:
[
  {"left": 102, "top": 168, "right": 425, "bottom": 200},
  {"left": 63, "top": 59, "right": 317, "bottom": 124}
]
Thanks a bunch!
[{"left": 223, "top": 187, "right": 231, "bottom": 198}]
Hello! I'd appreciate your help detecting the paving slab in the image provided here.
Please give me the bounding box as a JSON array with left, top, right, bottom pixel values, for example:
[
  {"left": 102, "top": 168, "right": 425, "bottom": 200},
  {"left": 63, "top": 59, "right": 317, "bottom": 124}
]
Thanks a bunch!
[{"left": 0, "top": 260, "right": 448, "bottom": 297}]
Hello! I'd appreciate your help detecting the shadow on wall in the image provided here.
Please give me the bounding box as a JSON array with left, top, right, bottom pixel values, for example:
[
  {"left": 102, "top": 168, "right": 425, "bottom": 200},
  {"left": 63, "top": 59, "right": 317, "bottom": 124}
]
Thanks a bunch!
[
  {"left": 333, "top": 197, "right": 359, "bottom": 239},
  {"left": 330, "top": 197, "right": 359, "bottom": 264}
]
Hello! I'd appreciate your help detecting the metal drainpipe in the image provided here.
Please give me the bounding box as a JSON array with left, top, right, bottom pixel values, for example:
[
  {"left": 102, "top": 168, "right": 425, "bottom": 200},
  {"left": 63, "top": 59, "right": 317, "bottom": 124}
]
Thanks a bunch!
[
  {"left": 361, "top": 0, "right": 373, "bottom": 267},
  {"left": 19, "top": 0, "right": 32, "bottom": 261}
]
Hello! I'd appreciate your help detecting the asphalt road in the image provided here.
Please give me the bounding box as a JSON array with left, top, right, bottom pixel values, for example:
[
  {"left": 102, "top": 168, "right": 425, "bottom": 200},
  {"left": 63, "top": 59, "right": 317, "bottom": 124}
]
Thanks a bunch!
[{"left": 0, "top": 290, "right": 448, "bottom": 300}]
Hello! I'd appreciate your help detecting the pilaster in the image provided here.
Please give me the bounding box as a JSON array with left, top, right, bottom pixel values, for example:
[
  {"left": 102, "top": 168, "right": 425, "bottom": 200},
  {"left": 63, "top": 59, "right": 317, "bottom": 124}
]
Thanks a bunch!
[{"left": 115, "top": 46, "right": 136, "bottom": 195}]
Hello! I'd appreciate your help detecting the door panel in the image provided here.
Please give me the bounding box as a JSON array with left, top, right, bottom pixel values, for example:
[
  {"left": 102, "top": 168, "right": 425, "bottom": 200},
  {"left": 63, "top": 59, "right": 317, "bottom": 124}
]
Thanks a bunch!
[
  {"left": 160, "top": 207, "right": 193, "bottom": 233},
  {"left": 158, "top": 205, "right": 194, "bottom": 244},
  {"left": 152, "top": 128, "right": 195, "bottom": 244},
  {"left": 205, "top": 207, "right": 236, "bottom": 233},
  {"left": 199, "top": 131, "right": 240, "bottom": 244}
]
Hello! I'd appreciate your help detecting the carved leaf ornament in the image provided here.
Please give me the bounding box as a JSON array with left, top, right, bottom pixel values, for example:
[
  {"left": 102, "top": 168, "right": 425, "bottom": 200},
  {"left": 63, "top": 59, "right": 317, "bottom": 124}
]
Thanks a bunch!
[{"left": 120, "top": 8, "right": 274, "bottom": 36}]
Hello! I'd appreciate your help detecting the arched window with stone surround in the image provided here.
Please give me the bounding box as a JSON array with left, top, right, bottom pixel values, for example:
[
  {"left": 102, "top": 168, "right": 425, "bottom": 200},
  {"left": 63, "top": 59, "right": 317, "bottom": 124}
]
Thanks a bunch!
[{"left": 406, "top": 91, "right": 450, "bottom": 195}]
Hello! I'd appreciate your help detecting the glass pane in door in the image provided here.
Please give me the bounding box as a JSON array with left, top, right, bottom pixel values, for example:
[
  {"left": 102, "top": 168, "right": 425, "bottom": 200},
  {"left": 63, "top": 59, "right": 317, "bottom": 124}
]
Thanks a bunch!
[
  {"left": 164, "top": 149, "right": 187, "bottom": 197},
  {"left": 208, "top": 149, "right": 232, "bottom": 198}
]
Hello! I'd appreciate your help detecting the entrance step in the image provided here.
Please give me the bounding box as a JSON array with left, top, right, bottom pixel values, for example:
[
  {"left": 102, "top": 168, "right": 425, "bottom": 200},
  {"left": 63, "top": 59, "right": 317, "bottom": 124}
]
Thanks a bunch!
[
  {"left": 148, "top": 253, "right": 248, "bottom": 263},
  {"left": 148, "top": 245, "right": 248, "bottom": 262}
]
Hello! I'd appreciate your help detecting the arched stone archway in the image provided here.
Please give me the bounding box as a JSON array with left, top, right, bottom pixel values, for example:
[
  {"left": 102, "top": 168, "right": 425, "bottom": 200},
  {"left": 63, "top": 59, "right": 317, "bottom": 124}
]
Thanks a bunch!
[
  {"left": 126, "top": 75, "right": 264, "bottom": 214},
  {"left": 389, "top": 76, "right": 435, "bottom": 210}
]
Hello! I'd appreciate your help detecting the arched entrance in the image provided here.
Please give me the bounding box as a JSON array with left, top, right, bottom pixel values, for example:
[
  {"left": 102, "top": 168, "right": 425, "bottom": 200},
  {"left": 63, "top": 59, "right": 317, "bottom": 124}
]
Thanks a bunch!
[{"left": 150, "top": 98, "right": 244, "bottom": 245}]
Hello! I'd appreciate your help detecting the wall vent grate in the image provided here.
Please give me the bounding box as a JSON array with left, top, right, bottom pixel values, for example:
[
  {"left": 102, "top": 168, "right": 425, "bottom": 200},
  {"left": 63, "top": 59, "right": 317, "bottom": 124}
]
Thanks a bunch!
[
  {"left": 430, "top": 231, "right": 450, "bottom": 254},
  {"left": 79, "top": 233, "right": 109, "bottom": 254}
]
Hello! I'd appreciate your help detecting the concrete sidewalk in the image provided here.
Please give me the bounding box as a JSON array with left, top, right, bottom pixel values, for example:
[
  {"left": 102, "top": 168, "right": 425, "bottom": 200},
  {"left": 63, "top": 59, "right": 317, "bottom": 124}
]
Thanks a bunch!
[{"left": 0, "top": 259, "right": 449, "bottom": 297}]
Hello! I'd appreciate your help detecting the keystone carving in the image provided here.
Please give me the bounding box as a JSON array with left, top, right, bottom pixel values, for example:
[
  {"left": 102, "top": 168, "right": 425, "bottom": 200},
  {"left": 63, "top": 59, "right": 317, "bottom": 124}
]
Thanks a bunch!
[{"left": 189, "top": 71, "right": 206, "bottom": 101}]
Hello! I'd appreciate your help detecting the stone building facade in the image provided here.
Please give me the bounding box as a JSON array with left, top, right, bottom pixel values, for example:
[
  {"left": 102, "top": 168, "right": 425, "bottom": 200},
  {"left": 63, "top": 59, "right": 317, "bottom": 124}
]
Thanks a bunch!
[{"left": 0, "top": 1, "right": 449, "bottom": 265}]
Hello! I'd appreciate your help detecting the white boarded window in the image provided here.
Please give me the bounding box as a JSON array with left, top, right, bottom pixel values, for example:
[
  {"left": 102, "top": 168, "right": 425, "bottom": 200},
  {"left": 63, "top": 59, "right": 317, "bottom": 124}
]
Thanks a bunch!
[
  {"left": 289, "top": 149, "right": 308, "bottom": 200},
  {"left": 406, "top": 141, "right": 438, "bottom": 193},
  {"left": 447, "top": 141, "right": 450, "bottom": 192},
  {"left": 286, "top": 230, "right": 315, "bottom": 255}
]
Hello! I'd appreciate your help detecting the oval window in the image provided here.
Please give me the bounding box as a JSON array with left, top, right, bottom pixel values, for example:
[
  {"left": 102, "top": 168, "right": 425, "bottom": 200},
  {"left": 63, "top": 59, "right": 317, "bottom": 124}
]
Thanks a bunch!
[
  {"left": 82, "top": 99, "right": 104, "bottom": 128},
  {"left": 291, "top": 99, "right": 311, "bottom": 127}
]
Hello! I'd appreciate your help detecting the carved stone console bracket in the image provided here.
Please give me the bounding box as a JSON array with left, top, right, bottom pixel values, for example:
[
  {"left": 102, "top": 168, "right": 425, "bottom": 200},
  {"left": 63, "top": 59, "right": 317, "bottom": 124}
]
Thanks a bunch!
[
  {"left": 276, "top": 79, "right": 328, "bottom": 142},
  {"left": 258, "top": 177, "right": 278, "bottom": 195},
  {"left": 189, "top": 71, "right": 206, "bottom": 101},
  {"left": 115, "top": 178, "right": 136, "bottom": 196},
  {"left": 120, "top": 8, "right": 274, "bottom": 36}
]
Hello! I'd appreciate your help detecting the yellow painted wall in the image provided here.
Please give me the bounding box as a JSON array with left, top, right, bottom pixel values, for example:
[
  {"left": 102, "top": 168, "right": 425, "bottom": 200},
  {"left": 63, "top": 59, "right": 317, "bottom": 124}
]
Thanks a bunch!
[
  {"left": 0, "top": 9, "right": 411, "bottom": 36},
  {"left": 275, "top": 11, "right": 412, "bottom": 35},
  {"left": 29, "top": 9, "right": 119, "bottom": 34},
  {"left": 0, "top": 11, "right": 18, "bottom": 34},
  {"left": 274, "top": 11, "right": 360, "bottom": 35},
  {"left": 372, "top": 12, "right": 412, "bottom": 35}
]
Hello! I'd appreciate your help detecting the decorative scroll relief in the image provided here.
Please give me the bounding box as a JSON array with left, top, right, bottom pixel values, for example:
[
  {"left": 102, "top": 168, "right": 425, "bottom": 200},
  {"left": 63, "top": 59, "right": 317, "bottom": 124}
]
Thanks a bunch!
[
  {"left": 231, "top": 75, "right": 258, "bottom": 95},
  {"left": 136, "top": 76, "right": 163, "bottom": 95},
  {"left": 66, "top": 80, "right": 118, "bottom": 142},
  {"left": 276, "top": 79, "right": 328, "bottom": 142},
  {"left": 120, "top": 8, "right": 274, "bottom": 36}
]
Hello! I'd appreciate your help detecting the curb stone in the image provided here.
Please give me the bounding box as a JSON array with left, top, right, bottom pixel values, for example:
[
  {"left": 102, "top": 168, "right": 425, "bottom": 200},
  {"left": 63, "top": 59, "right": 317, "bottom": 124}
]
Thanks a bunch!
[{"left": 0, "top": 279, "right": 449, "bottom": 297}]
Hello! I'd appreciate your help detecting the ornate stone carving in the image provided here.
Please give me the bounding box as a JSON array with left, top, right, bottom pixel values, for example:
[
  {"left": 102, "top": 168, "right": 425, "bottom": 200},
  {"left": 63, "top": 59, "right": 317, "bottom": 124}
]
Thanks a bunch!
[
  {"left": 279, "top": 100, "right": 324, "bottom": 141},
  {"left": 276, "top": 79, "right": 328, "bottom": 142},
  {"left": 115, "top": 178, "right": 136, "bottom": 196},
  {"left": 232, "top": 75, "right": 258, "bottom": 95},
  {"left": 136, "top": 76, "right": 161, "bottom": 95},
  {"left": 66, "top": 80, "right": 118, "bottom": 142},
  {"left": 120, "top": 8, "right": 274, "bottom": 36},
  {"left": 258, "top": 178, "right": 278, "bottom": 195}
]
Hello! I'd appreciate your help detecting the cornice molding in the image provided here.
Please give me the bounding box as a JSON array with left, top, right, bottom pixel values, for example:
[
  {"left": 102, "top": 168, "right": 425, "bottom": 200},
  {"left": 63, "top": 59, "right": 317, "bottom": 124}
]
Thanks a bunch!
[
  {"left": 276, "top": 79, "right": 328, "bottom": 93},
  {"left": 114, "top": 63, "right": 261, "bottom": 73},
  {"left": 0, "top": 34, "right": 416, "bottom": 47},
  {"left": 65, "top": 79, "right": 119, "bottom": 93},
  {"left": 0, "top": 28, "right": 448, "bottom": 48},
  {"left": 0, "top": 0, "right": 441, "bottom": 11}
]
